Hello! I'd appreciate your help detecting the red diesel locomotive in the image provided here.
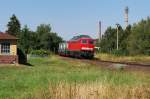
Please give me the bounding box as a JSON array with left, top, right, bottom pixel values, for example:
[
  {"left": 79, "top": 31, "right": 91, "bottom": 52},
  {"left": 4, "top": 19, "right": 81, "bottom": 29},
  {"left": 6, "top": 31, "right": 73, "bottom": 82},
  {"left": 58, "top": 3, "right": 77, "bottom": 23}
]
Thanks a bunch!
[{"left": 58, "top": 35, "right": 95, "bottom": 58}]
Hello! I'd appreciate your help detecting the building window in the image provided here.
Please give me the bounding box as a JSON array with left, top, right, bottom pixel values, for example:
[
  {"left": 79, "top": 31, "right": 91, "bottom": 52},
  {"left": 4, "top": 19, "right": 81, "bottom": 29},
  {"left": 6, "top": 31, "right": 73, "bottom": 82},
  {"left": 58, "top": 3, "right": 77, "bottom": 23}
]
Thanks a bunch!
[{"left": 1, "top": 43, "right": 10, "bottom": 54}]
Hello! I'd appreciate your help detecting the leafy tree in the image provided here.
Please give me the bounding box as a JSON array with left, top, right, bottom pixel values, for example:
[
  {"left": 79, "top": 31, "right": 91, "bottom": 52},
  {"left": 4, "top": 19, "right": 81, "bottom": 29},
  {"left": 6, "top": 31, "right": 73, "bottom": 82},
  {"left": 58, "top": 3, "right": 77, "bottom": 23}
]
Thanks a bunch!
[
  {"left": 19, "top": 25, "right": 31, "bottom": 54},
  {"left": 48, "top": 32, "right": 63, "bottom": 53},
  {"left": 29, "top": 31, "right": 39, "bottom": 50},
  {"left": 6, "top": 14, "right": 21, "bottom": 37},
  {"left": 100, "top": 17, "right": 150, "bottom": 56},
  {"left": 127, "top": 17, "right": 150, "bottom": 55},
  {"left": 36, "top": 24, "right": 51, "bottom": 49},
  {"left": 118, "top": 25, "right": 131, "bottom": 54},
  {"left": 36, "top": 24, "right": 63, "bottom": 52},
  {"left": 99, "top": 24, "right": 130, "bottom": 55},
  {"left": 121, "top": 25, "right": 131, "bottom": 50},
  {"left": 100, "top": 26, "right": 118, "bottom": 53},
  {"left": 36, "top": 24, "right": 51, "bottom": 35}
]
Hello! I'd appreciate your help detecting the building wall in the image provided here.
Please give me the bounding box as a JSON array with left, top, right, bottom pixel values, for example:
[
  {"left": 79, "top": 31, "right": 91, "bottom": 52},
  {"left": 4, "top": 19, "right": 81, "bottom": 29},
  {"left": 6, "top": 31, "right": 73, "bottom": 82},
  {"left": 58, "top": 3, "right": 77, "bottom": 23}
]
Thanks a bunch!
[
  {"left": 10, "top": 40, "right": 17, "bottom": 55},
  {"left": 0, "top": 40, "right": 18, "bottom": 64},
  {"left": 0, "top": 55, "right": 18, "bottom": 64}
]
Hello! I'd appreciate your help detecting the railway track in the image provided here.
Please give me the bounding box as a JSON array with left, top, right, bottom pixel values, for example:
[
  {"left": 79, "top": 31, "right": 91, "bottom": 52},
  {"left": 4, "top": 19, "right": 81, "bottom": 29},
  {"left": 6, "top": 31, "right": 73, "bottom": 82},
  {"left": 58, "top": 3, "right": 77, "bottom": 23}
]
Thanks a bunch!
[
  {"left": 60, "top": 56, "right": 150, "bottom": 71},
  {"left": 93, "top": 58, "right": 150, "bottom": 67}
]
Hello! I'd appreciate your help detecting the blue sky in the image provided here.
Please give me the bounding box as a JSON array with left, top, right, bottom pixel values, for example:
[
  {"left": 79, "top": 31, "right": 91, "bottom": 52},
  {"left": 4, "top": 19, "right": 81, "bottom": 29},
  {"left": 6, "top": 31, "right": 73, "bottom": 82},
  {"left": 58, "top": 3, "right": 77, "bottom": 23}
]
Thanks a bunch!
[{"left": 0, "top": 0, "right": 150, "bottom": 40}]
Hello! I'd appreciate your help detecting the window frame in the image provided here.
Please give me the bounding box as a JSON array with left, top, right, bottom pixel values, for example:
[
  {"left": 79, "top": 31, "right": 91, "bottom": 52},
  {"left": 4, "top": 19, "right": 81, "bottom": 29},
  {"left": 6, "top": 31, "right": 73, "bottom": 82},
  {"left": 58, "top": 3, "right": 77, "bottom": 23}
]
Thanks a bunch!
[{"left": 1, "top": 42, "right": 10, "bottom": 55}]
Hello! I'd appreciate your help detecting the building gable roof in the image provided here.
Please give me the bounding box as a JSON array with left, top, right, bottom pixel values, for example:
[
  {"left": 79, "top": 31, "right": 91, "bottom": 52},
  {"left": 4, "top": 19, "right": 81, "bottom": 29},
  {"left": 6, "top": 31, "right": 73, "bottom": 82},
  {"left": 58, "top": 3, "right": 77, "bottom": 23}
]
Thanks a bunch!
[{"left": 0, "top": 32, "right": 18, "bottom": 40}]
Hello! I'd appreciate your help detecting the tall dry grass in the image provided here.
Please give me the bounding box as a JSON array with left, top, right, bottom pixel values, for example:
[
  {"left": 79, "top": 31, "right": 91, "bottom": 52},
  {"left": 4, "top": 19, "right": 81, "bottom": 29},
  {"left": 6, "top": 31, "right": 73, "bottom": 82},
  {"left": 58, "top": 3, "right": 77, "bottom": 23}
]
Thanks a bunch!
[
  {"left": 96, "top": 53, "right": 150, "bottom": 64},
  {"left": 30, "top": 82, "right": 150, "bottom": 99}
]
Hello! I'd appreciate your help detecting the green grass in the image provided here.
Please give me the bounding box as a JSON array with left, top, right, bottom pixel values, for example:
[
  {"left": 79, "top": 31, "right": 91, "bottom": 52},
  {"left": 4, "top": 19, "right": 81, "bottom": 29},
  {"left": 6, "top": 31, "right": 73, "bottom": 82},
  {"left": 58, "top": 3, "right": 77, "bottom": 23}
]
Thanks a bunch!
[{"left": 0, "top": 56, "right": 149, "bottom": 99}]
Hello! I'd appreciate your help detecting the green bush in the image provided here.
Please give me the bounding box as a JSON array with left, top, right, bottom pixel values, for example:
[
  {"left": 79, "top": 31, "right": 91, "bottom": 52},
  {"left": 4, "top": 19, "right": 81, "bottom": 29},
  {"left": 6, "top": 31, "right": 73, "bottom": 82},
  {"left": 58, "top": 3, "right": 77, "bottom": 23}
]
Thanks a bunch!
[
  {"left": 111, "top": 49, "right": 129, "bottom": 56},
  {"left": 30, "top": 50, "right": 51, "bottom": 57},
  {"left": 144, "top": 49, "right": 150, "bottom": 56}
]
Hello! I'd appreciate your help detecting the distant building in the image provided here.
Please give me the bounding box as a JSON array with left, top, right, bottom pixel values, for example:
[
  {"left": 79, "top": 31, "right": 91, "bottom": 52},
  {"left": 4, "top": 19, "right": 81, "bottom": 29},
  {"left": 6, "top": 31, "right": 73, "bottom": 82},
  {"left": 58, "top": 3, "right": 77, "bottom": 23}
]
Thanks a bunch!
[{"left": 0, "top": 32, "right": 18, "bottom": 64}]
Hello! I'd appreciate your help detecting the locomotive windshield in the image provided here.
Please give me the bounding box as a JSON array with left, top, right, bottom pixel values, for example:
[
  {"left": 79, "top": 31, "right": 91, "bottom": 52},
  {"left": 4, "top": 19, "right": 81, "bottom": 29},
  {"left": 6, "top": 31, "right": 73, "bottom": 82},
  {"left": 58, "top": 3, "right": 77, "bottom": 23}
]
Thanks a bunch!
[
  {"left": 89, "top": 40, "right": 94, "bottom": 44},
  {"left": 81, "top": 40, "right": 87, "bottom": 44}
]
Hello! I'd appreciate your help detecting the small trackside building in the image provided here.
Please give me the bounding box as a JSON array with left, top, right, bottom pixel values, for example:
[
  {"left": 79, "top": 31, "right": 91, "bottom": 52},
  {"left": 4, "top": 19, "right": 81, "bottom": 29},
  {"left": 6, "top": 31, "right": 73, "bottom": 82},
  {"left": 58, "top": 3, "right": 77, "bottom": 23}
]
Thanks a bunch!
[{"left": 0, "top": 32, "right": 18, "bottom": 64}]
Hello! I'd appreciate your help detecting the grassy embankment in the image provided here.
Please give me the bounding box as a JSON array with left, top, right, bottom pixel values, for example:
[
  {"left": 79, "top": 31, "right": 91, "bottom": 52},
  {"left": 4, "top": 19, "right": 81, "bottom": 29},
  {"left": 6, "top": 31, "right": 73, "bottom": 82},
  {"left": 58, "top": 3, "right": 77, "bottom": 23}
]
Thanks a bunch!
[
  {"left": 0, "top": 56, "right": 150, "bottom": 99},
  {"left": 96, "top": 53, "right": 150, "bottom": 64}
]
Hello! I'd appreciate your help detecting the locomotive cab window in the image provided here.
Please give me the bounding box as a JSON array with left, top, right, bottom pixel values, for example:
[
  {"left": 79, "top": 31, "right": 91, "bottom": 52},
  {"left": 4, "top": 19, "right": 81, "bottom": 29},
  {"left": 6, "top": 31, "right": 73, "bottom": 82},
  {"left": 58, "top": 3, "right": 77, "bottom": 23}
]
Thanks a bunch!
[
  {"left": 81, "top": 40, "right": 87, "bottom": 44},
  {"left": 89, "top": 40, "right": 94, "bottom": 44}
]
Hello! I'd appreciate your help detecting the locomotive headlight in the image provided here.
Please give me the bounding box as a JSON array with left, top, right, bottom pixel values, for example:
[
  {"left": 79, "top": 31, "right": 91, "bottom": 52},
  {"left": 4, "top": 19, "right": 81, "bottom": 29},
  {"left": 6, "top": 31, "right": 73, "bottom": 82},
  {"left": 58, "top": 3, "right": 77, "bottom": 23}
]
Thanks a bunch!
[{"left": 81, "top": 47, "right": 93, "bottom": 51}]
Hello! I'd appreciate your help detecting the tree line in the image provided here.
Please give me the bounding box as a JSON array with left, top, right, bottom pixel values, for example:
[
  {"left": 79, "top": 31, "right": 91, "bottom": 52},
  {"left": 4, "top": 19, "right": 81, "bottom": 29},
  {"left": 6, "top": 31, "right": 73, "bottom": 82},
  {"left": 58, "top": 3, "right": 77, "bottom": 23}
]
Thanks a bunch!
[
  {"left": 6, "top": 14, "right": 63, "bottom": 55},
  {"left": 99, "top": 17, "right": 150, "bottom": 55},
  {"left": 6, "top": 14, "right": 150, "bottom": 56}
]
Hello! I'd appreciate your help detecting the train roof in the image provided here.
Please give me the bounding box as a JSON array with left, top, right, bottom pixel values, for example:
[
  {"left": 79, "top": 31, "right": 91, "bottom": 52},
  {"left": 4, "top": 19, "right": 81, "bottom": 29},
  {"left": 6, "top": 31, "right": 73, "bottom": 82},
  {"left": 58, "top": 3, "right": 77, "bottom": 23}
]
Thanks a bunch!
[{"left": 70, "top": 35, "right": 92, "bottom": 41}]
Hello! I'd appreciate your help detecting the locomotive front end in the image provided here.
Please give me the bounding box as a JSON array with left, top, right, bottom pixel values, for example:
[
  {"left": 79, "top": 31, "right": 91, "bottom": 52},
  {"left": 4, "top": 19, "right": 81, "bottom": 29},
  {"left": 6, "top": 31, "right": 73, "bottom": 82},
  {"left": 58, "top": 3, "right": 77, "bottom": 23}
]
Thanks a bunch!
[{"left": 80, "top": 38, "right": 95, "bottom": 58}]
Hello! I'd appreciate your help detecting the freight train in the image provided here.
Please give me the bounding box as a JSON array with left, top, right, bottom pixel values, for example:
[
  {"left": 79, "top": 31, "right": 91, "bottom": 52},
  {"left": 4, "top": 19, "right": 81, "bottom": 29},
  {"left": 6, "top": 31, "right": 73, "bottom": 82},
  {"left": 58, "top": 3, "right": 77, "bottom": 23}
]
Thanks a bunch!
[{"left": 58, "top": 35, "right": 95, "bottom": 59}]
